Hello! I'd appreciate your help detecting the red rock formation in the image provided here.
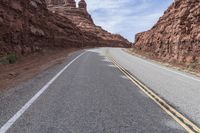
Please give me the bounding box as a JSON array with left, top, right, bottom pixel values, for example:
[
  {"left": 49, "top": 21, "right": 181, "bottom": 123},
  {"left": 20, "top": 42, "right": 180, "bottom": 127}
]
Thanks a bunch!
[
  {"left": 134, "top": 0, "right": 200, "bottom": 64},
  {"left": 48, "top": 0, "right": 65, "bottom": 5},
  {"left": 0, "top": 0, "right": 84, "bottom": 56},
  {"left": 78, "top": 0, "right": 87, "bottom": 10},
  {"left": 47, "top": 0, "right": 76, "bottom": 7},
  {"left": 47, "top": 0, "right": 131, "bottom": 47},
  {"left": 0, "top": 0, "right": 130, "bottom": 57},
  {"left": 65, "top": 0, "right": 76, "bottom": 8}
]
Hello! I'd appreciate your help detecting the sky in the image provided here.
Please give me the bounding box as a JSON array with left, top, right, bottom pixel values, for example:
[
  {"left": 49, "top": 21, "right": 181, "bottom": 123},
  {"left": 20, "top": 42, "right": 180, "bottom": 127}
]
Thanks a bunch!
[{"left": 75, "top": 0, "right": 173, "bottom": 42}]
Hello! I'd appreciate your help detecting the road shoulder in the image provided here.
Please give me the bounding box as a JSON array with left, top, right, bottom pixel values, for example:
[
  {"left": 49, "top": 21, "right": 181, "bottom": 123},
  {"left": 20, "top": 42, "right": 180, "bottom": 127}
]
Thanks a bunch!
[
  {"left": 0, "top": 48, "right": 80, "bottom": 91},
  {"left": 124, "top": 48, "right": 200, "bottom": 78}
]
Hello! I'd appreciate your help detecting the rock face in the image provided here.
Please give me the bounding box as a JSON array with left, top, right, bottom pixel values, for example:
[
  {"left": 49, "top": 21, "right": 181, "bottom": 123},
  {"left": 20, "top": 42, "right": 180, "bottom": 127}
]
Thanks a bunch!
[
  {"left": 78, "top": 0, "right": 87, "bottom": 9},
  {"left": 0, "top": 0, "right": 85, "bottom": 56},
  {"left": 47, "top": 0, "right": 131, "bottom": 47},
  {"left": 134, "top": 0, "right": 200, "bottom": 64},
  {"left": 0, "top": 0, "right": 130, "bottom": 57}
]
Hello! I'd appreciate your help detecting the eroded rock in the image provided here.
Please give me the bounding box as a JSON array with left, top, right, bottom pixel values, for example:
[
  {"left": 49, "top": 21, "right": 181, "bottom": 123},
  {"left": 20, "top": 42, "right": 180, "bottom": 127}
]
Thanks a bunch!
[
  {"left": 134, "top": 0, "right": 200, "bottom": 64},
  {"left": 0, "top": 0, "right": 130, "bottom": 57},
  {"left": 47, "top": 0, "right": 131, "bottom": 47},
  {"left": 0, "top": 0, "right": 84, "bottom": 56}
]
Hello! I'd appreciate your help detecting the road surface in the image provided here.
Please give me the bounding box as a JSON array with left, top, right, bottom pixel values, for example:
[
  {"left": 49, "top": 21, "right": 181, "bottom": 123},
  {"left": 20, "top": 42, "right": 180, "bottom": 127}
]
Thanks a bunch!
[
  {"left": 107, "top": 48, "right": 200, "bottom": 127},
  {"left": 0, "top": 48, "right": 195, "bottom": 133}
]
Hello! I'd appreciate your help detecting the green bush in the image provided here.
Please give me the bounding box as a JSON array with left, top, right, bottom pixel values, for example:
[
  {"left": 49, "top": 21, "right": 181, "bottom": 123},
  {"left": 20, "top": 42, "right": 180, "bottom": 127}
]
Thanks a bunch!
[
  {"left": 6, "top": 53, "right": 17, "bottom": 64},
  {"left": 0, "top": 53, "right": 18, "bottom": 64}
]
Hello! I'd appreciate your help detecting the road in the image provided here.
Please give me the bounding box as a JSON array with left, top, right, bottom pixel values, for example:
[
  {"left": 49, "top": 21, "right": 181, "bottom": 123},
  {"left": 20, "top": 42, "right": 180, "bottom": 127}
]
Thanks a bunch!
[
  {"left": 107, "top": 48, "right": 200, "bottom": 127},
  {"left": 0, "top": 48, "right": 197, "bottom": 133}
]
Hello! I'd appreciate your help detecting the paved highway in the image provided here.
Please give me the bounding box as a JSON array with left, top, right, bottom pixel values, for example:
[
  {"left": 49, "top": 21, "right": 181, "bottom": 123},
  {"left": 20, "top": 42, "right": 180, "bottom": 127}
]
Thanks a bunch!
[
  {"left": 107, "top": 48, "right": 200, "bottom": 127},
  {"left": 0, "top": 48, "right": 195, "bottom": 133}
]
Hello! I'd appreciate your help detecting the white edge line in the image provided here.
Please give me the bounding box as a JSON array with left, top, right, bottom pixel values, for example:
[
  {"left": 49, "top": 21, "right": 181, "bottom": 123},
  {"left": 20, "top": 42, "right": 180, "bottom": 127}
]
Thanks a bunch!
[
  {"left": 0, "top": 51, "right": 86, "bottom": 133},
  {"left": 141, "top": 57, "right": 200, "bottom": 82},
  {"left": 120, "top": 49, "right": 200, "bottom": 82}
]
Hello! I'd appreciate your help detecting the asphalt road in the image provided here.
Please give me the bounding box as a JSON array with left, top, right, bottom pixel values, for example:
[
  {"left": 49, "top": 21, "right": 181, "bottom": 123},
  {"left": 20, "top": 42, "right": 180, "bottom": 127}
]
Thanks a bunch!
[
  {"left": 0, "top": 49, "right": 187, "bottom": 133},
  {"left": 107, "top": 48, "right": 200, "bottom": 127}
]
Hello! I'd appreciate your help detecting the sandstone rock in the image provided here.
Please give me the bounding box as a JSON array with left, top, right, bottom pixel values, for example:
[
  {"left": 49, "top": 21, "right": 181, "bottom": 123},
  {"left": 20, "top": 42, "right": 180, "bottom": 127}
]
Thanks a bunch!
[
  {"left": 134, "top": 0, "right": 200, "bottom": 64},
  {"left": 0, "top": 17, "right": 3, "bottom": 23},
  {"left": 30, "top": 25, "right": 45, "bottom": 36},
  {"left": 66, "top": 0, "right": 76, "bottom": 8},
  {"left": 48, "top": 0, "right": 76, "bottom": 7},
  {"left": 30, "top": 1, "right": 39, "bottom": 8},
  {"left": 48, "top": 0, "right": 65, "bottom": 5},
  {"left": 78, "top": 0, "right": 87, "bottom": 10},
  {"left": 8, "top": 72, "right": 18, "bottom": 77},
  {"left": 0, "top": 0, "right": 130, "bottom": 57},
  {"left": 0, "top": 0, "right": 84, "bottom": 56},
  {"left": 11, "top": 1, "right": 23, "bottom": 11},
  {"left": 47, "top": 0, "right": 131, "bottom": 47}
]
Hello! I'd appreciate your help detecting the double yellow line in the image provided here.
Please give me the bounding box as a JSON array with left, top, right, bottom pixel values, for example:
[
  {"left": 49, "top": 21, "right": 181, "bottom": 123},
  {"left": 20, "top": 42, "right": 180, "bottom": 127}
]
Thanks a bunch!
[{"left": 107, "top": 55, "right": 200, "bottom": 133}]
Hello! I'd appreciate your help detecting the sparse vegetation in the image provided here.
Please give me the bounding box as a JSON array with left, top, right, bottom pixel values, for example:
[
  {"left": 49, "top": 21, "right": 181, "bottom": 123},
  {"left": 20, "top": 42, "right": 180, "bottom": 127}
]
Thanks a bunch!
[
  {"left": 7, "top": 53, "right": 17, "bottom": 64},
  {"left": 187, "top": 62, "right": 197, "bottom": 70},
  {"left": 0, "top": 53, "right": 17, "bottom": 64}
]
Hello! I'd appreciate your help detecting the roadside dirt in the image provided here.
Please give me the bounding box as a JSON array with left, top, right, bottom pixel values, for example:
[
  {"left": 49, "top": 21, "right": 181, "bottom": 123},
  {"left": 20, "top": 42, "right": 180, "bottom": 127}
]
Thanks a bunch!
[
  {"left": 126, "top": 48, "right": 200, "bottom": 78},
  {"left": 0, "top": 48, "right": 79, "bottom": 90}
]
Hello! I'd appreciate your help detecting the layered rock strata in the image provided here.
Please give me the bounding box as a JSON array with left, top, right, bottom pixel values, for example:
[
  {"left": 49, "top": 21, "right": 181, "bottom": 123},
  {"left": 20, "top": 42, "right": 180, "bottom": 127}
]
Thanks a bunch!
[
  {"left": 47, "top": 0, "right": 131, "bottom": 47},
  {"left": 134, "top": 0, "right": 200, "bottom": 64},
  {"left": 0, "top": 0, "right": 85, "bottom": 56},
  {"left": 0, "top": 0, "right": 130, "bottom": 57}
]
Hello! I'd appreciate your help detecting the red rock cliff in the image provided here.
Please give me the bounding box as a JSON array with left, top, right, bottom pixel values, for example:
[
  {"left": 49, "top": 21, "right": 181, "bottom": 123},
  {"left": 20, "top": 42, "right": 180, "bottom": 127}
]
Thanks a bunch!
[
  {"left": 47, "top": 0, "right": 131, "bottom": 47},
  {"left": 134, "top": 0, "right": 200, "bottom": 64},
  {"left": 0, "top": 0, "right": 85, "bottom": 56}
]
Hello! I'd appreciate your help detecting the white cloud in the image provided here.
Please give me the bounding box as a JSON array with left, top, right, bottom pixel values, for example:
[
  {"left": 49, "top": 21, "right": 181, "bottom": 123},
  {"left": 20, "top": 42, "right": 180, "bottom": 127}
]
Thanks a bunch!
[{"left": 75, "top": 0, "right": 173, "bottom": 42}]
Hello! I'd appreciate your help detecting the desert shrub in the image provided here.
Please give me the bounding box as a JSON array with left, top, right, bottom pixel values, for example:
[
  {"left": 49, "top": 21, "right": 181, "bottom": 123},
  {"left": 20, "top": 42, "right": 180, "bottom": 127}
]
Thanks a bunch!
[
  {"left": 6, "top": 53, "right": 17, "bottom": 64},
  {"left": 0, "top": 53, "right": 18, "bottom": 64},
  {"left": 187, "top": 62, "right": 197, "bottom": 70}
]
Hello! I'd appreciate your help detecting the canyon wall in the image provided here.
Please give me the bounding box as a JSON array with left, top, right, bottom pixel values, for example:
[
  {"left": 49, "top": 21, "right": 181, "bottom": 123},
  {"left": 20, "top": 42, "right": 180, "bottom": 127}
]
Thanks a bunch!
[
  {"left": 0, "top": 0, "right": 130, "bottom": 57},
  {"left": 47, "top": 0, "right": 131, "bottom": 47},
  {"left": 0, "top": 0, "right": 86, "bottom": 56},
  {"left": 134, "top": 0, "right": 200, "bottom": 64}
]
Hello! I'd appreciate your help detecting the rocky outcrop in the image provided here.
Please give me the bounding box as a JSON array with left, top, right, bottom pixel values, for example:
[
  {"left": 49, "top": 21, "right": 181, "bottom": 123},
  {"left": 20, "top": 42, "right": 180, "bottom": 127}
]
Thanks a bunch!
[
  {"left": 0, "top": 0, "right": 130, "bottom": 57},
  {"left": 78, "top": 0, "right": 87, "bottom": 10},
  {"left": 134, "top": 0, "right": 200, "bottom": 64},
  {"left": 0, "top": 0, "right": 85, "bottom": 56},
  {"left": 47, "top": 0, "right": 131, "bottom": 47}
]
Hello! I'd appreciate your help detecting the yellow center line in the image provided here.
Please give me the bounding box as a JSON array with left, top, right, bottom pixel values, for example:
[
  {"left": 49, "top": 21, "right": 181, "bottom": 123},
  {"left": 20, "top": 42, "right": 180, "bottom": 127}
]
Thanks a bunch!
[{"left": 106, "top": 54, "right": 200, "bottom": 133}]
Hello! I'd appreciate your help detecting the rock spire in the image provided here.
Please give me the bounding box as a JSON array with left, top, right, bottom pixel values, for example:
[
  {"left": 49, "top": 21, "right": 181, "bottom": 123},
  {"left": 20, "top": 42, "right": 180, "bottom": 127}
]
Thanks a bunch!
[{"left": 78, "top": 0, "right": 87, "bottom": 10}]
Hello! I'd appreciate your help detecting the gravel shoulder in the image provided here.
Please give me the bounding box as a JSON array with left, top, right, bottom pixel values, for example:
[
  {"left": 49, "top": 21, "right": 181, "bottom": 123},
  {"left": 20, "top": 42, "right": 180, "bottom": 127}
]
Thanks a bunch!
[
  {"left": 126, "top": 48, "right": 200, "bottom": 78},
  {"left": 0, "top": 48, "right": 79, "bottom": 91}
]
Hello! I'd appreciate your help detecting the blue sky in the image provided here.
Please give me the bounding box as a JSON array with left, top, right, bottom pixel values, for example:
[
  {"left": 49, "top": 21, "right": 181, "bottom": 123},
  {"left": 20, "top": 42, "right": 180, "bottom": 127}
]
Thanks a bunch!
[{"left": 76, "top": 0, "right": 173, "bottom": 42}]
